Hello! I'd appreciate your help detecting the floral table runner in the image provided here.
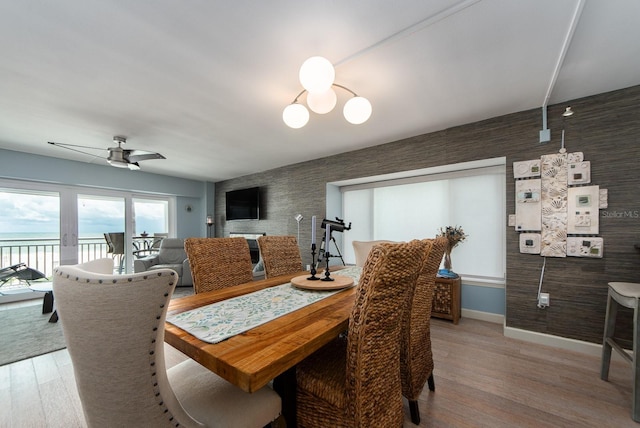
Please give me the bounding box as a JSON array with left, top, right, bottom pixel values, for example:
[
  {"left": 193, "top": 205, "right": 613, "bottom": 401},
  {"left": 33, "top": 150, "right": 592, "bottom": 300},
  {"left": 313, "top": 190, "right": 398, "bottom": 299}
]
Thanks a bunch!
[{"left": 167, "top": 266, "right": 361, "bottom": 344}]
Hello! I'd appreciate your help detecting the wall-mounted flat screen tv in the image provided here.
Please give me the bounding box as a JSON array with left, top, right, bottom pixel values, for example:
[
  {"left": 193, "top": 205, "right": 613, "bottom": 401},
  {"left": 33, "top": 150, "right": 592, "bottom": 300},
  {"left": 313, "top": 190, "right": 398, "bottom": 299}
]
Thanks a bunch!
[{"left": 225, "top": 187, "right": 260, "bottom": 220}]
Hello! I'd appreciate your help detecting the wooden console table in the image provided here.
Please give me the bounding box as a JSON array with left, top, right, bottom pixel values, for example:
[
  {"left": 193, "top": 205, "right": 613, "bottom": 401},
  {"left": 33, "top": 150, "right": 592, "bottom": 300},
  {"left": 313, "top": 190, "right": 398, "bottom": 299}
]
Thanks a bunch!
[{"left": 432, "top": 276, "right": 461, "bottom": 324}]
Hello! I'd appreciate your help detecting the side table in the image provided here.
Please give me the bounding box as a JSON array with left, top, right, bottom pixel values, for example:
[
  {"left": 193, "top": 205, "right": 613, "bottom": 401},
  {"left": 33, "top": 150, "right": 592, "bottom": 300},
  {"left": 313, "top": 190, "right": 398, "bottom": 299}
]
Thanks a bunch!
[{"left": 432, "top": 276, "right": 461, "bottom": 324}]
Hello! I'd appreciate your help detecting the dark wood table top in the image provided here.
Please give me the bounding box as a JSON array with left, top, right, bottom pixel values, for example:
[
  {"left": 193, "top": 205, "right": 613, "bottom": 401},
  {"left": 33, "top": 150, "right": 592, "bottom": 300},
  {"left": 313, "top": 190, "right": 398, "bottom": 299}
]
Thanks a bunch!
[{"left": 164, "top": 270, "right": 355, "bottom": 393}]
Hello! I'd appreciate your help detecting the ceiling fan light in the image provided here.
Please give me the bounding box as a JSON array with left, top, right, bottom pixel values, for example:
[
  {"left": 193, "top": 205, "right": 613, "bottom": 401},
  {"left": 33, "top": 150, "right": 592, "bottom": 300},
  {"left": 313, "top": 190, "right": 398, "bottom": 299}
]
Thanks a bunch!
[
  {"left": 343, "top": 96, "right": 372, "bottom": 125},
  {"left": 283, "top": 103, "right": 309, "bottom": 129},
  {"left": 107, "top": 159, "right": 129, "bottom": 168},
  {"left": 299, "top": 56, "right": 335, "bottom": 93},
  {"left": 307, "top": 88, "right": 337, "bottom": 114}
]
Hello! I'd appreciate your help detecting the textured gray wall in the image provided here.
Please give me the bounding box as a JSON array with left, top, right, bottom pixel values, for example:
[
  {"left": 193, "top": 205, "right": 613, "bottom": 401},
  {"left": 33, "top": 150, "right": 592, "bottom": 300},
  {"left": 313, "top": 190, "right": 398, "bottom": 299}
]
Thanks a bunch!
[{"left": 216, "top": 85, "right": 640, "bottom": 343}]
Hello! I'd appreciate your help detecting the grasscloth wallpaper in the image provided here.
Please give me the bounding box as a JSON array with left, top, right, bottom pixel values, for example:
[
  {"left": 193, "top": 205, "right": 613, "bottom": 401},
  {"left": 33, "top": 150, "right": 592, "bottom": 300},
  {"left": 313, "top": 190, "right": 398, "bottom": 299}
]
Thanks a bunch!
[{"left": 215, "top": 85, "right": 640, "bottom": 344}]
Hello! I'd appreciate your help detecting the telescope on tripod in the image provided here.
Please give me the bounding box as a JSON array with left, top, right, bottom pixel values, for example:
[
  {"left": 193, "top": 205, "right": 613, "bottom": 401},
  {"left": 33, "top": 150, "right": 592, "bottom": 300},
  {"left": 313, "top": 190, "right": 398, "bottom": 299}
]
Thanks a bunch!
[{"left": 316, "top": 217, "right": 351, "bottom": 266}]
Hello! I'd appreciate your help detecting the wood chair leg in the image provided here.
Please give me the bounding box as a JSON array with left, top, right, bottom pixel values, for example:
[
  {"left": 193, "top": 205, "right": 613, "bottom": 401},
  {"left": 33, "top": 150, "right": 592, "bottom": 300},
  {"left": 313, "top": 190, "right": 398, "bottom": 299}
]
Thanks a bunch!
[
  {"left": 427, "top": 372, "right": 435, "bottom": 391},
  {"left": 409, "top": 400, "right": 420, "bottom": 425},
  {"left": 601, "top": 294, "right": 617, "bottom": 380},
  {"left": 633, "top": 301, "right": 640, "bottom": 422}
]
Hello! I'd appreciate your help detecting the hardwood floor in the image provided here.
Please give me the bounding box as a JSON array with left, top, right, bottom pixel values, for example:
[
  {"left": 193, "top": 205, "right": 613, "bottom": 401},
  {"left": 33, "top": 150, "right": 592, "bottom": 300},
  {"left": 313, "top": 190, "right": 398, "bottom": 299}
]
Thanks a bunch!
[{"left": 2, "top": 316, "right": 636, "bottom": 427}]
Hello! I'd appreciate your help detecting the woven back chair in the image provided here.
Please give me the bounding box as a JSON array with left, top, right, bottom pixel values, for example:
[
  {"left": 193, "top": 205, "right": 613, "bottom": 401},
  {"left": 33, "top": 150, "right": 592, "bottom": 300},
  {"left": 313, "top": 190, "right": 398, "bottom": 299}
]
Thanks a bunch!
[
  {"left": 296, "top": 240, "right": 428, "bottom": 427},
  {"left": 257, "top": 235, "right": 303, "bottom": 278},
  {"left": 53, "top": 264, "right": 281, "bottom": 427},
  {"left": 185, "top": 237, "right": 254, "bottom": 294},
  {"left": 400, "top": 236, "right": 448, "bottom": 424}
]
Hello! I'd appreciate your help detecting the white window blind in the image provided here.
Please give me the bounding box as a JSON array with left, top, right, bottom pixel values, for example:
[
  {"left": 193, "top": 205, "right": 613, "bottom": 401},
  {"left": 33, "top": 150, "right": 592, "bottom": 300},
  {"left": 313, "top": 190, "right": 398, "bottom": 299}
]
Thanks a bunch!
[{"left": 341, "top": 164, "right": 505, "bottom": 281}]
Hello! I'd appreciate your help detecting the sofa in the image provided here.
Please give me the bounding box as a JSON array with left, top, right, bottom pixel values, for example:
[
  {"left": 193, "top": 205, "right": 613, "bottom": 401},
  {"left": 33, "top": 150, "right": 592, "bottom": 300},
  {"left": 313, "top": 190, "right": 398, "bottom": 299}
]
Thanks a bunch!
[{"left": 133, "top": 238, "right": 193, "bottom": 287}]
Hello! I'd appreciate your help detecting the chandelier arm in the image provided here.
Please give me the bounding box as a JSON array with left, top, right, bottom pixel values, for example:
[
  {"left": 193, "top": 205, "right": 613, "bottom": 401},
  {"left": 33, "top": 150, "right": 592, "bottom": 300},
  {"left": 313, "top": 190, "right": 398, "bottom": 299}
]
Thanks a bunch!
[
  {"left": 292, "top": 89, "right": 307, "bottom": 103},
  {"left": 332, "top": 83, "right": 358, "bottom": 97},
  {"left": 290, "top": 83, "right": 358, "bottom": 103}
]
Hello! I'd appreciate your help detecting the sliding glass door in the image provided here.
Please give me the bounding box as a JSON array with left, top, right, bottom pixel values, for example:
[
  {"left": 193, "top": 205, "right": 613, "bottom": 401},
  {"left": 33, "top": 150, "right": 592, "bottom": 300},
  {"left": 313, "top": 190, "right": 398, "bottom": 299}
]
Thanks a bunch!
[
  {"left": 0, "top": 186, "right": 61, "bottom": 279},
  {"left": 77, "top": 194, "right": 125, "bottom": 270},
  {"left": 0, "top": 178, "right": 174, "bottom": 279}
]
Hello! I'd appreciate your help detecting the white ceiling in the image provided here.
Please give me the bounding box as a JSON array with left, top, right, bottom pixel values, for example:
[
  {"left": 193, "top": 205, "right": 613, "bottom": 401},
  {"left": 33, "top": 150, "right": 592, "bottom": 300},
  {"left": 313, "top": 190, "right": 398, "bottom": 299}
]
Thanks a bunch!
[{"left": 1, "top": 0, "right": 639, "bottom": 182}]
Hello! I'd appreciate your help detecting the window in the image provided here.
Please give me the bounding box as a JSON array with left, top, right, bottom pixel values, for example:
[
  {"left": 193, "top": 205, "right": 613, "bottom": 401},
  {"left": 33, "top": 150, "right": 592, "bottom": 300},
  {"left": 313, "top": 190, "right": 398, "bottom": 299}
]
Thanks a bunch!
[
  {"left": 340, "top": 161, "right": 505, "bottom": 283},
  {"left": 133, "top": 198, "right": 169, "bottom": 236},
  {"left": 0, "top": 179, "right": 174, "bottom": 277}
]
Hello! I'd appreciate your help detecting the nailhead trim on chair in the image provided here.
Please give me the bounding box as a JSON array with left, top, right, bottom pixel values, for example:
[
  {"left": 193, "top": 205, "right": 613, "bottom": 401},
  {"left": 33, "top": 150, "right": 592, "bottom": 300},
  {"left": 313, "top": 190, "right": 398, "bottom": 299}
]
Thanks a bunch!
[
  {"left": 55, "top": 268, "right": 183, "bottom": 427},
  {"left": 146, "top": 278, "right": 182, "bottom": 427}
]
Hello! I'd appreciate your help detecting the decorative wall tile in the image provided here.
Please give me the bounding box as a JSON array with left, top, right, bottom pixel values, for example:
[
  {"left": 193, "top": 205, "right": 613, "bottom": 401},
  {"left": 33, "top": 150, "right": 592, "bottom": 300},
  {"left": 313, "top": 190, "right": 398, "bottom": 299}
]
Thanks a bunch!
[
  {"left": 540, "top": 153, "right": 568, "bottom": 257},
  {"left": 513, "top": 159, "right": 541, "bottom": 179},
  {"left": 519, "top": 233, "right": 541, "bottom": 254}
]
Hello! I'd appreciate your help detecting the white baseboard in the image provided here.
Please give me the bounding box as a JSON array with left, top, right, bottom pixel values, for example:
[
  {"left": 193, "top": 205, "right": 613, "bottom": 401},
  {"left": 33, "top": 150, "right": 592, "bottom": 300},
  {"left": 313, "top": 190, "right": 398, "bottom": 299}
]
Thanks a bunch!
[
  {"left": 461, "top": 308, "right": 504, "bottom": 324},
  {"left": 503, "top": 326, "right": 631, "bottom": 362},
  {"left": 460, "top": 311, "right": 630, "bottom": 363}
]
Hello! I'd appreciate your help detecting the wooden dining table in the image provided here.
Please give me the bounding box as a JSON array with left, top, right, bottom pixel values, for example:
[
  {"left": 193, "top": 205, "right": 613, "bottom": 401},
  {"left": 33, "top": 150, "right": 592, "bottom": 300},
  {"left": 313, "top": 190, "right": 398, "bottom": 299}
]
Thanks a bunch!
[{"left": 164, "top": 269, "right": 357, "bottom": 426}]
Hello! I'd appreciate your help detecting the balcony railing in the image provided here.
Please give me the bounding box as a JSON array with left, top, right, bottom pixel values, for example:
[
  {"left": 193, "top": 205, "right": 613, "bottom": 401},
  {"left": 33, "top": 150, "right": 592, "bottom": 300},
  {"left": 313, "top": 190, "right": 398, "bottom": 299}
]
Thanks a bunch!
[{"left": 0, "top": 237, "right": 112, "bottom": 288}]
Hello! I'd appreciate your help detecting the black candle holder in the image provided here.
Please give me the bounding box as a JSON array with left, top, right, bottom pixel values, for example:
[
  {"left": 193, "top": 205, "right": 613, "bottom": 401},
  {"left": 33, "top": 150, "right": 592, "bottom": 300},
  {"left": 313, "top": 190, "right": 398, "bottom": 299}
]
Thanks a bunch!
[
  {"left": 321, "top": 251, "right": 334, "bottom": 282},
  {"left": 307, "top": 243, "right": 320, "bottom": 280}
]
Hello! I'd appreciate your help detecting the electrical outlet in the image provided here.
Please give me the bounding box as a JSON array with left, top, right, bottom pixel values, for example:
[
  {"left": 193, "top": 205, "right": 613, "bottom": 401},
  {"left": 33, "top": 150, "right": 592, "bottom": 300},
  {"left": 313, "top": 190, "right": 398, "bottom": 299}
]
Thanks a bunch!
[{"left": 539, "top": 293, "right": 550, "bottom": 307}]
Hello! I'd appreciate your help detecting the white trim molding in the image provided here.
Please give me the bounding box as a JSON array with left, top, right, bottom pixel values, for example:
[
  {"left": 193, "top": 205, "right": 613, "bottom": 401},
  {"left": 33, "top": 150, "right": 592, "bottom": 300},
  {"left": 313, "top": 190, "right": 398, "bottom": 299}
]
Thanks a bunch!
[
  {"left": 462, "top": 308, "right": 504, "bottom": 324},
  {"left": 503, "top": 326, "right": 630, "bottom": 362}
]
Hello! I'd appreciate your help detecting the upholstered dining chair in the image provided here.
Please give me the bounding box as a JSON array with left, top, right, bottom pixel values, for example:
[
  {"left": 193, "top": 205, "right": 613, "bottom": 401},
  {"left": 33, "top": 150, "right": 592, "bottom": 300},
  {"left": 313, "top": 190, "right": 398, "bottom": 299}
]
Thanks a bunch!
[
  {"left": 185, "top": 237, "right": 254, "bottom": 294},
  {"left": 53, "top": 263, "right": 281, "bottom": 428},
  {"left": 257, "top": 235, "right": 303, "bottom": 278},
  {"left": 400, "top": 236, "right": 448, "bottom": 424},
  {"left": 352, "top": 240, "right": 393, "bottom": 267},
  {"left": 296, "top": 240, "right": 428, "bottom": 427}
]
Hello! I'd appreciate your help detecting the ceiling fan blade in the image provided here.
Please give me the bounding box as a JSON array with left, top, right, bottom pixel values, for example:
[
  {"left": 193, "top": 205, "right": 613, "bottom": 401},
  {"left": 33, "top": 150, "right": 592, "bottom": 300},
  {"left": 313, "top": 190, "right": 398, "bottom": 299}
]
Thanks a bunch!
[
  {"left": 48, "top": 141, "right": 105, "bottom": 151},
  {"left": 124, "top": 150, "right": 166, "bottom": 163},
  {"left": 48, "top": 141, "right": 107, "bottom": 159}
]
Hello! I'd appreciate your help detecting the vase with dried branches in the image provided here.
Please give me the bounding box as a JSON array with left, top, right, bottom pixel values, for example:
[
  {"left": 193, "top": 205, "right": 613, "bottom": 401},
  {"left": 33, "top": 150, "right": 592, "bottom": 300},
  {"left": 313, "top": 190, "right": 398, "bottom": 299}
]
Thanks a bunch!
[{"left": 438, "top": 225, "right": 467, "bottom": 273}]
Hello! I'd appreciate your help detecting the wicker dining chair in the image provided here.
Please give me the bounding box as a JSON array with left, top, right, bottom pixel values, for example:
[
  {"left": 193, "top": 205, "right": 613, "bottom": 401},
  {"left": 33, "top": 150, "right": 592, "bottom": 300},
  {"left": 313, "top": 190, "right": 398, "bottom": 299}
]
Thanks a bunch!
[
  {"left": 400, "top": 236, "right": 448, "bottom": 424},
  {"left": 296, "top": 240, "right": 428, "bottom": 427},
  {"left": 257, "top": 235, "right": 303, "bottom": 278},
  {"left": 185, "top": 237, "right": 254, "bottom": 294},
  {"left": 53, "top": 264, "right": 281, "bottom": 427}
]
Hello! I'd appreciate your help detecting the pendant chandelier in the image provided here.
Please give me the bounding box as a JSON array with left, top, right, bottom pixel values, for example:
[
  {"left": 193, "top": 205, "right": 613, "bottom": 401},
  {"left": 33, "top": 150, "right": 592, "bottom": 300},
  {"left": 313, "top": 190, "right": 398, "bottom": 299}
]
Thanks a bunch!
[{"left": 282, "top": 56, "right": 372, "bottom": 129}]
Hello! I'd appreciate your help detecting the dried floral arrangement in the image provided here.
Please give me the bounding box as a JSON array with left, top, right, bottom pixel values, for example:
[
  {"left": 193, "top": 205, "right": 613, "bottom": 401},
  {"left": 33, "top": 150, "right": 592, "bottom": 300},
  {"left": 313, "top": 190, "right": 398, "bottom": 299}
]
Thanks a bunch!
[
  {"left": 438, "top": 225, "right": 467, "bottom": 250},
  {"left": 438, "top": 225, "right": 467, "bottom": 273}
]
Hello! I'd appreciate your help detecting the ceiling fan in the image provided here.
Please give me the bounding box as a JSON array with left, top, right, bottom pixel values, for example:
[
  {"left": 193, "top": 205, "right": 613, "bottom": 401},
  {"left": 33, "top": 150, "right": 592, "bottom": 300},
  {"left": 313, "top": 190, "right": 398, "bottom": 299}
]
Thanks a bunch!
[{"left": 47, "top": 136, "right": 166, "bottom": 170}]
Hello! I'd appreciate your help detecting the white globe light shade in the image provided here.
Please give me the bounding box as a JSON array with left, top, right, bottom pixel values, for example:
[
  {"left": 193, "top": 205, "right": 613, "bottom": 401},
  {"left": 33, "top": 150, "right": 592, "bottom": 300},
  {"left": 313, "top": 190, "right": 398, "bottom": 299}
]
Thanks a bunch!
[
  {"left": 299, "top": 56, "right": 335, "bottom": 93},
  {"left": 282, "top": 103, "right": 309, "bottom": 129},
  {"left": 343, "top": 96, "right": 372, "bottom": 124},
  {"left": 306, "top": 88, "right": 337, "bottom": 114}
]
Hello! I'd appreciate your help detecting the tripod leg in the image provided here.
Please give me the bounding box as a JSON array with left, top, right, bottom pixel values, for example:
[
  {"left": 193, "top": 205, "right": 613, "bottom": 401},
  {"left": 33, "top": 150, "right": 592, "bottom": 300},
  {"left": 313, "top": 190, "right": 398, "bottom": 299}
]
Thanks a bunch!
[{"left": 330, "top": 237, "right": 346, "bottom": 265}]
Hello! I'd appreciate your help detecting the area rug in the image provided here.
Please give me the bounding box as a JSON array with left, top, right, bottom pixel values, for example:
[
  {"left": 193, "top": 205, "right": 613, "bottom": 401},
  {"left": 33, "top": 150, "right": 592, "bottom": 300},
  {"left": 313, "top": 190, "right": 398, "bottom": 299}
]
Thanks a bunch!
[{"left": 0, "top": 304, "right": 66, "bottom": 366}]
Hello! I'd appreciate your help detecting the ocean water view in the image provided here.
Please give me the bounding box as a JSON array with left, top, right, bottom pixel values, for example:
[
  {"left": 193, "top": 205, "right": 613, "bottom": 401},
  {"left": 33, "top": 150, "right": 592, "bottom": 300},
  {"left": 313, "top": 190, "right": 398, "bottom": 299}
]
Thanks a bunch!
[
  {"left": 0, "top": 232, "right": 113, "bottom": 286},
  {"left": 1, "top": 232, "right": 63, "bottom": 245},
  {"left": 0, "top": 231, "right": 106, "bottom": 240}
]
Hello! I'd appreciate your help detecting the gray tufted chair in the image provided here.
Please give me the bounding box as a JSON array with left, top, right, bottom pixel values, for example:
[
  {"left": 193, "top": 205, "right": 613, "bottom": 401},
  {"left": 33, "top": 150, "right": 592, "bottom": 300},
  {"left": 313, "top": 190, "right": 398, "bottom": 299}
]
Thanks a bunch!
[{"left": 53, "top": 264, "right": 281, "bottom": 427}]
